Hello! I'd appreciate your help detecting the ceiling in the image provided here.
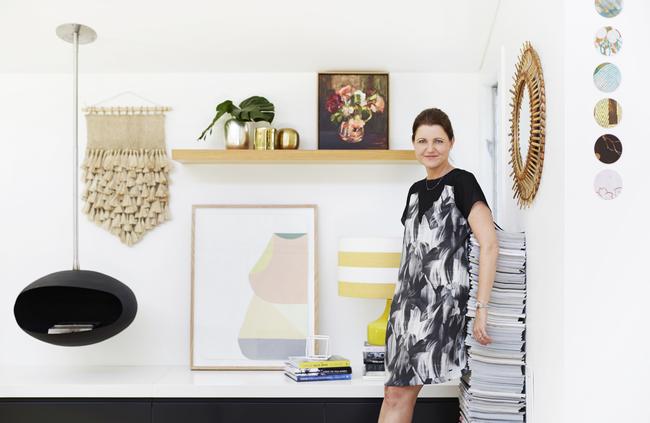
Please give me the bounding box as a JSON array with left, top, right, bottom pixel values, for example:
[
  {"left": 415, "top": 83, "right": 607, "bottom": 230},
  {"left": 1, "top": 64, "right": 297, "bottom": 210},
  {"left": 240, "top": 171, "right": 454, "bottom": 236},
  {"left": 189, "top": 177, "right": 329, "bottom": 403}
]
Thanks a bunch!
[{"left": 0, "top": 0, "right": 500, "bottom": 73}]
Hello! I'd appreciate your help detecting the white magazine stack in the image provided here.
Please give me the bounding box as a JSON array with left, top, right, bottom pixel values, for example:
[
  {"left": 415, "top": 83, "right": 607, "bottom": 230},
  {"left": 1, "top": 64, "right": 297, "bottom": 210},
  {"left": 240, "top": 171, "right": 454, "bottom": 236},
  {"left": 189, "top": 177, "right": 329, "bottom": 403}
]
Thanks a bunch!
[{"left": 460, "top": 228, "right": 526, "bottom": 423}]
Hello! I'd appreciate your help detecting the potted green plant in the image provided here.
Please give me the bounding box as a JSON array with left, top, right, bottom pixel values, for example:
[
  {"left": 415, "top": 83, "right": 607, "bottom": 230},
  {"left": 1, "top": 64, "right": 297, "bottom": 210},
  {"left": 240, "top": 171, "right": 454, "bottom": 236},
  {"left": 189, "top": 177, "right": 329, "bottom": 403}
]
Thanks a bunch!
[{"left": 197, "top": 96, "right": 275, "bottom": 149}]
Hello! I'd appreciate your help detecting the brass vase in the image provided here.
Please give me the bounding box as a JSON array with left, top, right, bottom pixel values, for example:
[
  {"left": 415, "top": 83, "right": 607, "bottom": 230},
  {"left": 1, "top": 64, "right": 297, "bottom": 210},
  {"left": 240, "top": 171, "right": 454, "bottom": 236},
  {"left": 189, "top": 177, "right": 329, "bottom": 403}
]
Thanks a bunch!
[
  {"left": 277, "top": 128, "right": 299, "bottom": 149},
  {"left": 254, "top": 127, "right": 277, "bottom": 150},
  {"left": 224, "top": 119, "right": 250, "bottom": 149}
]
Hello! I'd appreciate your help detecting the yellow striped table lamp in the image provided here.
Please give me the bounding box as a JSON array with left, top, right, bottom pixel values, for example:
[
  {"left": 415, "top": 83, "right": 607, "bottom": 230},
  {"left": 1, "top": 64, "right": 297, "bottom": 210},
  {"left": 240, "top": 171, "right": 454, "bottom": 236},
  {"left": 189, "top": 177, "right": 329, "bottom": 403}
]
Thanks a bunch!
[{"left": 337, "top": 237, "right": 402, "bottom": 346}]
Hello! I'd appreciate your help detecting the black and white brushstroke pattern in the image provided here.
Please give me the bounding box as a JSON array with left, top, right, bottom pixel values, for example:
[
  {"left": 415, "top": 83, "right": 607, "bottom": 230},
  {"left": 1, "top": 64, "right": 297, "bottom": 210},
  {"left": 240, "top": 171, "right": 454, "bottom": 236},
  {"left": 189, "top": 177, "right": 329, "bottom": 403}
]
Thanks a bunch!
[{"left": 385, "top": 185, "right": 471, "bottom": 386}]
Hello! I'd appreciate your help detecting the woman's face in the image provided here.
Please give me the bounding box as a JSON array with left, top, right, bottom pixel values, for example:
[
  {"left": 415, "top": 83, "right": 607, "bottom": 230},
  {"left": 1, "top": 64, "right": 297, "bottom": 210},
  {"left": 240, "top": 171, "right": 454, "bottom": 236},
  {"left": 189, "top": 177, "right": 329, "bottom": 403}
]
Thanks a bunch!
[{"left": 412, "top": 124, "right": 454, "bottom": 169}]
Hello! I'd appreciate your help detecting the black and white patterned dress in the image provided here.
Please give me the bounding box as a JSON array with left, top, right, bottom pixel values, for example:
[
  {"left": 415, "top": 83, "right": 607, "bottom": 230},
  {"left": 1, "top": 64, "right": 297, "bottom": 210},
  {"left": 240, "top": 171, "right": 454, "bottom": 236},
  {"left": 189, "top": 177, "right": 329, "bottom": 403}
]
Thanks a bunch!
[{"left": 385, "top": 168, "right": 488, "bottom": 386}]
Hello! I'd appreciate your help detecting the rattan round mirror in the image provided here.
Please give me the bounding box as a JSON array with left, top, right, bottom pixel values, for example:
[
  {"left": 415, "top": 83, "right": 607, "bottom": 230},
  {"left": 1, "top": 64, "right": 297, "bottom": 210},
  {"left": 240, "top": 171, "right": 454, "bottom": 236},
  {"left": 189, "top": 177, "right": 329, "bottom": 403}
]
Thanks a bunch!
[{"left": 508, "top": 41, "right": 546, "bottom": 208}]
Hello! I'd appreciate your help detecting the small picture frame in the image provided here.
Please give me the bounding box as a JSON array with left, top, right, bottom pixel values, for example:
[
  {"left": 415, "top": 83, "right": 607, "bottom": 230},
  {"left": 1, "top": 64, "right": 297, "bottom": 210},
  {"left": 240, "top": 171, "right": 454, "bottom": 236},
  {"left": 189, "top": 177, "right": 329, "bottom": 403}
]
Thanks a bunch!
[
  {"left": 191, "top": 204, "right": 318, "bottom": 370},
  {"left": 318, "top": 72, "right": 389, "bottom": 150},
  {"left": 305, "top": 335, "right": 330, "bottom": 360}
]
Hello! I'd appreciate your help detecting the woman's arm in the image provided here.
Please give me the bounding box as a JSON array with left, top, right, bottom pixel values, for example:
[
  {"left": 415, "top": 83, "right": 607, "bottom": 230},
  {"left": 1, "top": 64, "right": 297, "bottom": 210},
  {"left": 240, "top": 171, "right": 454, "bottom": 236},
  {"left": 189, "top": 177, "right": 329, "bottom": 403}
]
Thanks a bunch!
[{"left": 467, "top": 202, "right": 498, "bottom": 345}]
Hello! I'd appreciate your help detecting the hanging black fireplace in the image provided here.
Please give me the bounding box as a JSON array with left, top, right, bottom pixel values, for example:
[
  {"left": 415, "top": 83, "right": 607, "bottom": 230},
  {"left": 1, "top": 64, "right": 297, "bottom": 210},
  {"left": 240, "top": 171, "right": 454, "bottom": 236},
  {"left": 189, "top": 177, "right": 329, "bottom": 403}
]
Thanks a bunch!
[
  {"left": 13, "top": 23, "right": 137, "bottom": 347},
  {"left": 14, "top": 270, "right": 137, "bottom": 347}
]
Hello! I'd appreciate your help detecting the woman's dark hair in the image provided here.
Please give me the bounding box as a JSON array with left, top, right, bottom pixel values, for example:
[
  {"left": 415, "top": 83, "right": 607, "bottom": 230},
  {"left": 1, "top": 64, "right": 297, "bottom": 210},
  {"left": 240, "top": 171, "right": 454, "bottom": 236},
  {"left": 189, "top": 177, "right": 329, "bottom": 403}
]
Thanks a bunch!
[{"left": 411, "top": 108, "right": 454, "bottom": 142}]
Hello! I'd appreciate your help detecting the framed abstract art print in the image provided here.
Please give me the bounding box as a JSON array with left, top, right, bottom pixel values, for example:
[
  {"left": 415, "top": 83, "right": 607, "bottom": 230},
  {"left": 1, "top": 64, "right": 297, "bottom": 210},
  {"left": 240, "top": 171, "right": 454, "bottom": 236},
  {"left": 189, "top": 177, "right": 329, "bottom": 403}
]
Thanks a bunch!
[{"left": 191, "top": 204, "right": 318, "bottom": 370}]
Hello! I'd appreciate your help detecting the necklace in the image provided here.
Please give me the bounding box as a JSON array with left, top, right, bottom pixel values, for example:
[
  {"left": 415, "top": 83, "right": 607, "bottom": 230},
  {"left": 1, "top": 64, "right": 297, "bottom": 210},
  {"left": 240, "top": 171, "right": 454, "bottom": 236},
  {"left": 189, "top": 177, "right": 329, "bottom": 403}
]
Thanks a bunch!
[{"left": 425, "top": 167, "right": 452, "bottom": 191}]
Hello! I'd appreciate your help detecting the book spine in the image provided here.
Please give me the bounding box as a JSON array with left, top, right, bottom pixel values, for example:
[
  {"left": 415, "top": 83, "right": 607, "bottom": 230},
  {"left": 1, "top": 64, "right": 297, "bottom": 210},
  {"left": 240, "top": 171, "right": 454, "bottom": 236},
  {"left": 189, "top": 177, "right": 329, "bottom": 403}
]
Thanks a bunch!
[
  {"left": 290, "top": 368, "right": 352, "bottom": 375},
  {"left": 294, "top": 373, "right": 352, "bottom": 382},
  {"left": 296, "top": 361, "right": 351, "bottom": 369},
  {"left": 363, "top": 352, "right": 385, "bottom": 360},
  {"left": 364, "top": 363, "right": 386, "bottom": 371}
]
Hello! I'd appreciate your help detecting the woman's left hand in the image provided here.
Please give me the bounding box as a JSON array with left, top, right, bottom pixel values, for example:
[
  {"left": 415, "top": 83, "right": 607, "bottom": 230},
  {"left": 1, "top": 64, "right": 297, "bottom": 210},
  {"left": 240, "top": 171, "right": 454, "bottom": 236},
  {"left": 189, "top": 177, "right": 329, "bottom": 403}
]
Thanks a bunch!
[{"left": 473, "top": 308, "right": 493, "bottom": 345}]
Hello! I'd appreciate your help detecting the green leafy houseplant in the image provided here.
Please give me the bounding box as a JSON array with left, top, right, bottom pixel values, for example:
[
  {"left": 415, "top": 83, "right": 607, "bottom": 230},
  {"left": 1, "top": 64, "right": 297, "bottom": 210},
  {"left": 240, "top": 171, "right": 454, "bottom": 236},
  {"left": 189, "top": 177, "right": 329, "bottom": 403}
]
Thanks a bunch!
[{"left": 197, "top": 96, "right": 275, "bottom": 141}]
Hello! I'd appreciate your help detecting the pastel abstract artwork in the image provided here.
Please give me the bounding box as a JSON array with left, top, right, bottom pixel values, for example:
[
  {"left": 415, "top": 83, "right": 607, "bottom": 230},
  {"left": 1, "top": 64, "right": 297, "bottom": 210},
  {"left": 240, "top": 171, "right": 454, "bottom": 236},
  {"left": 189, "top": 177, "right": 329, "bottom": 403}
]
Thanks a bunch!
[
  {"left": 593, "top": 98, "right": 622, "bottom": 128},
  {"left": 593, "top": 63, "right": 621, "bottom": 92},
  {"left": 595, "top": 0, "right": 623, "bottom": 18},
  {"left": 594, "top": 26, "right": 622, "bottom": 56},
  {"left": 594, "top": 134, "right": 623, "bottom": 164},
  {"left": 239, "top": 233, "right": 308, "bottom": 360},
  {"left": 594, "top": 169, "right": 623, "bottom": 200},
  {"left": 191, "top": 205, "right": 317, "bottom": 369}
]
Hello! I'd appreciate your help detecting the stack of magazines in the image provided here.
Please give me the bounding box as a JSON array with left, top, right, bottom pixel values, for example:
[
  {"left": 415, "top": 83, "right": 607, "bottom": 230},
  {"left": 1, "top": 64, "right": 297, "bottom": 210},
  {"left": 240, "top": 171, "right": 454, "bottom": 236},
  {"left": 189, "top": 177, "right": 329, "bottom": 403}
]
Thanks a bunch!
[
  {"left": 284, "top": 355, "right": 352, "bottom": 382},
  {"left": 362, "top": 342, "right": 385, "bottom": 380},
  {"left": 460, "top": 228, "right": 527, "bottom": 423}
]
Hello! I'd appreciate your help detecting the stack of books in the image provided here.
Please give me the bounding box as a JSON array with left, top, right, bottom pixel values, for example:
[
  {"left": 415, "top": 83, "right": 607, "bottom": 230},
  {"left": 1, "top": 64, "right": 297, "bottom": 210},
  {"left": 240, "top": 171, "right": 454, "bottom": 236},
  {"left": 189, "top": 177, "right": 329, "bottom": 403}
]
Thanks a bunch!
[
  {"left": 460, "top": 229, "right": 527, "bottom": 423},
  {"left": 284, "top": 355, "right": 352, "bottom": 382},
  {"left": 362, "top": 342, "right": 386, "bottom": 380}
]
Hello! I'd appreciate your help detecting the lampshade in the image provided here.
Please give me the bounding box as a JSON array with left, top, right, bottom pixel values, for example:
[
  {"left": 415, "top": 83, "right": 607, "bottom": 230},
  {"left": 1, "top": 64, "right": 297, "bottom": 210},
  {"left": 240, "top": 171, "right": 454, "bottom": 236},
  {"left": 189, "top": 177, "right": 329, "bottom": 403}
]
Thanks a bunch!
[
  {"left": 337, "top": 237, "right": 401, "bottom": 346},
  {"left": 337, "top": 237, "right": 401, "bottom": 298}
]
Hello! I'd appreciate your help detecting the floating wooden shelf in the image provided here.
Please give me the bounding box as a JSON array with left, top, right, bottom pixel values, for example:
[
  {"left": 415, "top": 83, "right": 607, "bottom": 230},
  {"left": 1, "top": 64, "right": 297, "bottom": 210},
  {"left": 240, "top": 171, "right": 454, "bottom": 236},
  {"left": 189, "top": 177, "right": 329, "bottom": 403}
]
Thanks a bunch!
[{"left": 172, "top": 149, "right": 416, "bottom": 164}]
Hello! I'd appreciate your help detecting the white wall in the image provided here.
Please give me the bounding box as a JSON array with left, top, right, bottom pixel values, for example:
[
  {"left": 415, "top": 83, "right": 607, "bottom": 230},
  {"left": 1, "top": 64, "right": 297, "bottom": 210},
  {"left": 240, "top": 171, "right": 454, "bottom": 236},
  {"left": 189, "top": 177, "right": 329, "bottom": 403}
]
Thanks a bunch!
[
  {"left": 480, "top": 1, "right": 565, "bottom": 422},
  {"left": 564, "top": 2, "right": 650, "bottom": 422},
  {"left": 0, "top": 72, "right": 482, "bottom": 375}
]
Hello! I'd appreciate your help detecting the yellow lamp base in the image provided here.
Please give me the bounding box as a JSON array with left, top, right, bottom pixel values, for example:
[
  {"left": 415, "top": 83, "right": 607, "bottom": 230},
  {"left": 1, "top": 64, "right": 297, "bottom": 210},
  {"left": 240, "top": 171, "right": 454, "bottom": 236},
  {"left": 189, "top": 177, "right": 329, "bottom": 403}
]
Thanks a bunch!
[{"left": 367, "top": 298, "right": 392, "bottom": 346}]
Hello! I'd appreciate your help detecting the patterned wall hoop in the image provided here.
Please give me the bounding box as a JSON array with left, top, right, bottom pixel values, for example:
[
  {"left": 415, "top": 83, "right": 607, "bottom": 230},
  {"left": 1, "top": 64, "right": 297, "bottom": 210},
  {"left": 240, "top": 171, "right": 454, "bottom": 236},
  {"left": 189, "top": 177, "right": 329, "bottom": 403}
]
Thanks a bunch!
[
  {"left": 508, "top": 41, "right": 546, "bottom": 208},
  {"left": 593, "top": 62, "right": 621, "bottom": 92},
  {"left": 594, "top": 26, "right": 622, "bottom": 56},
  {"left": 595, "top": 0, "right": 623, "bottom": 18}
]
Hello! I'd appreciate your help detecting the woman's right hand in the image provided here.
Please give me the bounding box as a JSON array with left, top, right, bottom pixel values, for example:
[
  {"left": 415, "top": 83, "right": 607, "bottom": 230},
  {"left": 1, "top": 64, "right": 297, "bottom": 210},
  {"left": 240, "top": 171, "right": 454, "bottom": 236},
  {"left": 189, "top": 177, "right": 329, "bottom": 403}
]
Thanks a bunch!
[{"left": 473, "top": 308, "right": 493, "bottom": 345}]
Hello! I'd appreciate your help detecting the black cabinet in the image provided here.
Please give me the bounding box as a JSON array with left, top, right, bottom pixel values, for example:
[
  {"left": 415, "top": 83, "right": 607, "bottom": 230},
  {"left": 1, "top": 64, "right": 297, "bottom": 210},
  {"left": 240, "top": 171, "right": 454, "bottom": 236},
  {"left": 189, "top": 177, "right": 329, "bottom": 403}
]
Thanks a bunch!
[
  {"left": 324, "top": 398, "right": 458, "bottom": 423},
  {"left": 412, "top": 399, "right": 460, "bottom": 422},
  {"left": 0, "top": 399, "right": 150, "bottom": 423},
  {"left": 153, "top": 399, "right": 325, "bottom": 423},
  {"left": 0, "top": 397, "right": 459, "bottom": 423}
]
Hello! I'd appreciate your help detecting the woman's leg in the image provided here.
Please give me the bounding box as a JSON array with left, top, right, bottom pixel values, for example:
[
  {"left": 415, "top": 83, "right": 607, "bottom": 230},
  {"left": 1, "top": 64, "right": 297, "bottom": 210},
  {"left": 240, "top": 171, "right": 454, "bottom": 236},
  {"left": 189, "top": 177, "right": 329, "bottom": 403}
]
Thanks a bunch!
[{"left": 378, "top": 384, "right": 423, "bottom": 423}]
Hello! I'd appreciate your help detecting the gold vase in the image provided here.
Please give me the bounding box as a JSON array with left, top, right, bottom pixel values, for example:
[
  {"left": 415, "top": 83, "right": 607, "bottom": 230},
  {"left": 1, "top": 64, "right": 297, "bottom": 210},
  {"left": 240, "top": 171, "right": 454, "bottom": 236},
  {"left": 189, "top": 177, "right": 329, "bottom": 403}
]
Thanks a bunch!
[
  {"left": 224, "top": 119, "right": 250, "bottom": 149},
  {"left": 254, "top": 127, "right": 277, "bottom": 150},
  {"left": 276, "top": 128, "right": 299, "bottom": 149}
]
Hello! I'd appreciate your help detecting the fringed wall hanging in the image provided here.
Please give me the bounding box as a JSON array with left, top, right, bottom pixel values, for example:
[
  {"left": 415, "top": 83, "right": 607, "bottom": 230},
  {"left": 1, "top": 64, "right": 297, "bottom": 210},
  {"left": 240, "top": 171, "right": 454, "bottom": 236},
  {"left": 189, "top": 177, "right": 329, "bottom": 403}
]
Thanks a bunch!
[{"left": 82, "top": 103, "right": 172, "bottom": 246}]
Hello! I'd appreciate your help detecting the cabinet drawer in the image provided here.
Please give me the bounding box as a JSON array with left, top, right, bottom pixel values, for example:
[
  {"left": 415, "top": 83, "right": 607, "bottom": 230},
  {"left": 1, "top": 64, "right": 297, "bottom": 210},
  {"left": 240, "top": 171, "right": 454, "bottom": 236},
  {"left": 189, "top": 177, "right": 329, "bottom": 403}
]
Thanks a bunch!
[
  {"left": 153, "top": 400, "right": 324, "bottom": 423},
  {"left": 0, "top": 400, "right": 151, "bottom": 423},
  {"left": 324, "top": 402, "right": 381, "bottom": 423},
  {"left": 412, "top": 400, "right": 459, "bottom": 422},
  {"left": 323, "top": 398, "right": 459, "bottom": 423}
]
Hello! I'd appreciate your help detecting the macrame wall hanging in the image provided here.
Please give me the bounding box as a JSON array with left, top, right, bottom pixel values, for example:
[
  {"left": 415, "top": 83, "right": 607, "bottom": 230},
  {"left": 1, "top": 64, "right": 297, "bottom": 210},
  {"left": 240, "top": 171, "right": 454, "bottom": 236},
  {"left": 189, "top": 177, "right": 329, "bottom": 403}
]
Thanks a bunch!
[{"left": 82, "top": 101, "right": 172, "bottom": 246}]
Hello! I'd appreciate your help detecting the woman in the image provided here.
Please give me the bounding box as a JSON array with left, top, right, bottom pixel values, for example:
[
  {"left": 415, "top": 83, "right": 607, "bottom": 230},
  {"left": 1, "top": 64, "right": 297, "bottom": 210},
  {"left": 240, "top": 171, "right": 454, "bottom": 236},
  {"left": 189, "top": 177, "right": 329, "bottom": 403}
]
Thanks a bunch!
[{"left": 378, "top": 108, "right": 498, "bottom": 423}]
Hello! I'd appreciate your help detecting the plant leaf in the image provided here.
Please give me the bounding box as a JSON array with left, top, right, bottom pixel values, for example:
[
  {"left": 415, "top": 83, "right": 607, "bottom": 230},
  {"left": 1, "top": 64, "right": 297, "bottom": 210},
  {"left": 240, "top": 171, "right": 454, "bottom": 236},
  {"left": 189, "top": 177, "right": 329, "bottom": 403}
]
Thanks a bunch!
[
  {"left": 198, "top": 100, "right": 238, "bottom": 141},
  {"left": 239, "top": 96, "right": 275, "bottom": 123}
]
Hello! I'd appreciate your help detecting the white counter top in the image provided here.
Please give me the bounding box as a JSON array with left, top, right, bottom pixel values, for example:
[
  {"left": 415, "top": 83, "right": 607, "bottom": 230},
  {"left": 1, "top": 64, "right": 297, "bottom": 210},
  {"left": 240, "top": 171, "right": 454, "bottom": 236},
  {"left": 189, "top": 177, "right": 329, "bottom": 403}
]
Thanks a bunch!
[{"left": 0, "top": 366, "right": 459, "bottom": 398}]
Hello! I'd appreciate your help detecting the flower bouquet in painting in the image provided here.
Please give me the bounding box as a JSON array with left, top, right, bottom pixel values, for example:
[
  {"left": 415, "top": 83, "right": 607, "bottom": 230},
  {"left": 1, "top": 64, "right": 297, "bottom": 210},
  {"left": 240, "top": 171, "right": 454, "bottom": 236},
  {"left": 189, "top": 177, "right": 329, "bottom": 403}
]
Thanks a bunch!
[{"left": 318, "top": 73, "right": 389, "bottom": 150}]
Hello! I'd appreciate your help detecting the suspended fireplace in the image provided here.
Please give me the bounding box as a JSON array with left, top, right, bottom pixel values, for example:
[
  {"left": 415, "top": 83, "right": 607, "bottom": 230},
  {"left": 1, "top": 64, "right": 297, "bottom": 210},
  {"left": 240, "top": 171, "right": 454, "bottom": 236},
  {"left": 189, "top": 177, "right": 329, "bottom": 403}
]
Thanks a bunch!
[{"left": 13, "top": 23, "right": 137, "bottom": 347}]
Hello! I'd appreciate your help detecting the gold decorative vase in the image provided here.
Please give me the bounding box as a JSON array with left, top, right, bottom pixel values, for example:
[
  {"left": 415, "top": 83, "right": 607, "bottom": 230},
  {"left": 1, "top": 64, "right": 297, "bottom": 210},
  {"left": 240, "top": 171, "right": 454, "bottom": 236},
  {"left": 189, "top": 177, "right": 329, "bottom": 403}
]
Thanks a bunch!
[
  {"left": 254, "top": 127, "right": 277, "bottom": 150},
  {"left": 224, "top": 119, "right": 250, "bottom": 149},
  {"left": 277, "top": 128, "right": 299, "bottom": 149}
]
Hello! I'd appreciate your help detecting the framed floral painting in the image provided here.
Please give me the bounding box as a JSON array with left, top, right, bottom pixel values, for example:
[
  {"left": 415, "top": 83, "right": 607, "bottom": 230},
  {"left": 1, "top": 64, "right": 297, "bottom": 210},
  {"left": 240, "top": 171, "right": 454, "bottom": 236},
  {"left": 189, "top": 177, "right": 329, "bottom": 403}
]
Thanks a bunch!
[{"left": 318, "top": 72, "right": 389, "bottom": 150}]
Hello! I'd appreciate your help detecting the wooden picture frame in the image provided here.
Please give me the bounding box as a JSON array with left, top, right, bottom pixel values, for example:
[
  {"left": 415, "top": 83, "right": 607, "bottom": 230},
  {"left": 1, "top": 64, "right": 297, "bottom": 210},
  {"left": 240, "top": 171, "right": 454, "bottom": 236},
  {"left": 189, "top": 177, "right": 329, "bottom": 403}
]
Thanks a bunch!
[
  {"left": 318, "top": 72, "right": 389, "bottom": 150},
  {"left": 191, "top": 204, "right": 318, "bottom": 370}
]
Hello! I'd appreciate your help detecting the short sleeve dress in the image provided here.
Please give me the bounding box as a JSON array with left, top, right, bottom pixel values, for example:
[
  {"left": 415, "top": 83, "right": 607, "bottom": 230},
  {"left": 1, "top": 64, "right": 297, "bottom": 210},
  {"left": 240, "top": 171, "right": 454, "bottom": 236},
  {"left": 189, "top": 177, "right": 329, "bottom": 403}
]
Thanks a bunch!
[{"left": 384, "top": 168, "right": 489, "bottom": 386}]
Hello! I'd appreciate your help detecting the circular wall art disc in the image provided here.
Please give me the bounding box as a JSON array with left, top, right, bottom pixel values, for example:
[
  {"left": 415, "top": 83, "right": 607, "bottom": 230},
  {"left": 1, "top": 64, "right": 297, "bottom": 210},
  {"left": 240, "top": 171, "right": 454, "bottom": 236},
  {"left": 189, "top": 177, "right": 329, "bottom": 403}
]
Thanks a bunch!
[
  {"left": 594, "top": 134, "right": 623, "bottom": 164},
  {"left": 594, "top": 26, "right": 622, "bottom": 56},
  {"left": 594, "top": 98, "right": 622, "bottom": 128},
  {"left": 593, "top": 63, "right": 621, "bottom": 92},
  {"left": 594, "top": 169, "right": 622, "bottom": 200},
  {"left": 595, "top": 0, "right": 623, "bottom": 18}
]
